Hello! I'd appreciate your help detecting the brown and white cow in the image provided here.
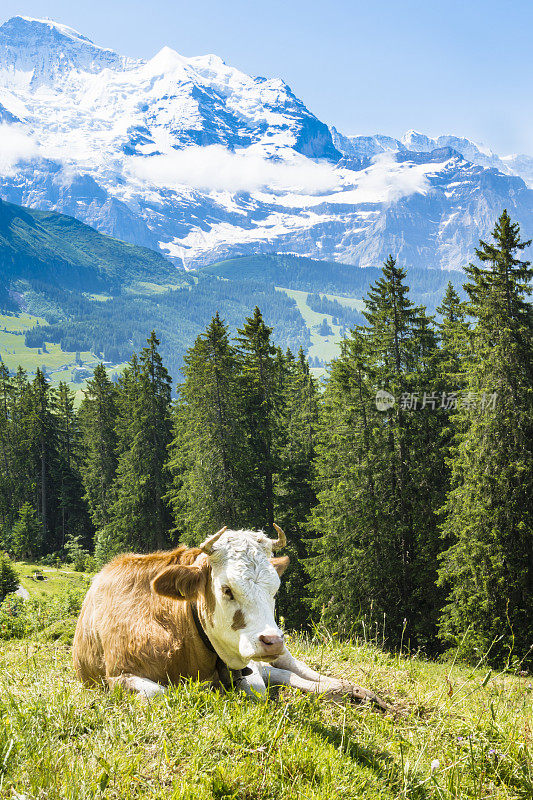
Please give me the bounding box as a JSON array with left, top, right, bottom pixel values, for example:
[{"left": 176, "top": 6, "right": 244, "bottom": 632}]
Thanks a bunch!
[{"left": 73, "top": 525, "right": 385, "bottom": 707}]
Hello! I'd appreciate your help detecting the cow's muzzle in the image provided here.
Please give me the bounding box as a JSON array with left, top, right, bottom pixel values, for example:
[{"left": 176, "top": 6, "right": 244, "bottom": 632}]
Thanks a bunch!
[{"left": 258, "top": 633, "right": 284, "bottom": 658}]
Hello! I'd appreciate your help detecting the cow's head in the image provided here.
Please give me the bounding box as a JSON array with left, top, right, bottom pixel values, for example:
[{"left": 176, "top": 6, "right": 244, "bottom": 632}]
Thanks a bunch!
[{"left": 152, "top": 526, "right": 289, "bottom": 669}]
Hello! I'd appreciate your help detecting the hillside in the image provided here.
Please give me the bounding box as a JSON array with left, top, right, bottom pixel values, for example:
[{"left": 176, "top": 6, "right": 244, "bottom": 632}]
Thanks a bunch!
[
  {"left": 0, "top": 244, "right": 463, "bottom": 385},
  {"left": 0, "top": 196, "right": 180, "bottom": 296},
  {"left": 201, "top": 254, "right": 462, "bottom": 311},
  {"left": 0, "top": 623, "right": 530, "bottom": 799}
]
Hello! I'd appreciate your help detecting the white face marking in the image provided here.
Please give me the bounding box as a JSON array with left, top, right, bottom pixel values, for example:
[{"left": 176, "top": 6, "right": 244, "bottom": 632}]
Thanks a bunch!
[{"left": 202, "top": 530, "right": 285, "bottom": 669}]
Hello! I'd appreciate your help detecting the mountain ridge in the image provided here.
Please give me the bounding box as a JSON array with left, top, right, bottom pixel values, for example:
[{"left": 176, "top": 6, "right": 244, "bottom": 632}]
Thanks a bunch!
[
  {"left": 0, "top": 195, "right": 179, "bottom": 296},
  {"left": 0, "top": 15, "right": 532, "bottom": 273}
]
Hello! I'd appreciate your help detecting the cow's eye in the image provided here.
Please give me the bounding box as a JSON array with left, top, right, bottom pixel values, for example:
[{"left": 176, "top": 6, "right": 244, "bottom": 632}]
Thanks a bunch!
[{"left": 221, "top": 585, "right": 234, "bottom": 600}]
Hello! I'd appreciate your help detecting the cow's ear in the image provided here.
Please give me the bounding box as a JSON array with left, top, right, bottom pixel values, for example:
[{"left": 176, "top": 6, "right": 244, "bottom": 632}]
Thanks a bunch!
[
  {"left": 152, "top": 564, "right": 207, "bottom": 600},
  {"left": 271, "top": 556, "right": 290, "bottom": 576}
]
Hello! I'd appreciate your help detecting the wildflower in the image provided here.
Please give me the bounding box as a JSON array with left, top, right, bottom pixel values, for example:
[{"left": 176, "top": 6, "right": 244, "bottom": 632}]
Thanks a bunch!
[{"left": 430, "top": 759, "right": 440, "bottom": 773}]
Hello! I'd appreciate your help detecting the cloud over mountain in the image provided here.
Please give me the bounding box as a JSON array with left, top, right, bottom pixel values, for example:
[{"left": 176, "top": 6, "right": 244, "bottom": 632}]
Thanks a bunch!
[
  {"left": 0, "top": 123, "right": 39, "bottom": 176},
  {"left": 0, "top": 15, "right": 532, "bottom": 271},
  {"left": 127, "top": 146, "right": 341, "bottom": 195}
]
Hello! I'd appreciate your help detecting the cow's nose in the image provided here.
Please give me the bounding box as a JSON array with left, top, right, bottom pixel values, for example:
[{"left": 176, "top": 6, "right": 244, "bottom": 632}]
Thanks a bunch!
[{"left": 259, "top": 633, "right": 284, "bottom": 653}]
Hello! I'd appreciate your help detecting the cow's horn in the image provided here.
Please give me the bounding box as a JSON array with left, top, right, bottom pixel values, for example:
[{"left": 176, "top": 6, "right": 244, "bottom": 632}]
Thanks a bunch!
[
  {"left": 199, "top": 526, "right": 228, "bottom": 554},
  {"left": 271, "top": 523, "right": 287, "bottom": 551}
]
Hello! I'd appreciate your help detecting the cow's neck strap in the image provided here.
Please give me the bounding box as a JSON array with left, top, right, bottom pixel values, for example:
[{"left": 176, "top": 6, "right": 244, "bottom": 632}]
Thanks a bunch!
[
  {"left": 190, "top": 600, "right": 216, "bottom": 654},
  {"left": 189, "top": 601, "right": 252, "bottom": 682}
]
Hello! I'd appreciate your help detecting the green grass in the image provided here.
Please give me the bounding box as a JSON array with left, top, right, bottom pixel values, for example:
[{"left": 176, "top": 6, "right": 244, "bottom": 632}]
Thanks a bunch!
[
  {"left": 0, "top": 312, "right": 126, "bottom": 403},
  {"left": 124, "top": 281, "right": 187, "bottom": 296},
  {"left": 0, "top": 623, "right": 530, "bottom": 799},
  {"left": 276, "top": 287, "right": 352, "bottom": 363},
  {"left": 321, "top": 292, "right": 365, "bottom": 312},
  {"left": 13, "top": 561, "right": 89, "bottom": 600}
]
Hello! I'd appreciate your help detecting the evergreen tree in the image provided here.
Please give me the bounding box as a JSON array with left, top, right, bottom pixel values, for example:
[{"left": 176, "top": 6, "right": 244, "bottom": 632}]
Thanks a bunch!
[
  {"left": 28, "top": 369, "right": 59, "bottom": 551},
  {"left": 362, "top": 256, "right": 425, "bottom": 632},
  {"left": 167, "top": 314, "right": 244, "bottom": 540},
  {"left": 106, "top": 332, "right": 173, "bottom": 556},
  {"left": 79, "top": 364, "right": 118, "bottom": 530},
  {"left": 436, "top": 282, "right": 470, "bottom": 388},
  {"left": 438, "top": 211, "right": 533, "bottom": 665},
  {"left": 308, "top": 330, "right": 397, "bottom": 636},
  {"left": 0, "top": 363, "right": 13, "bottom": 532},
  {"left": 276, "top": 348, "right": 319, "bottom": 626},
  {"left": 236, "top": 307, "right": 285, "bottom": 530},
  {"left": 11, "top": 502, "right": 42, "bottom": 560},
  {"left": 56, "top": 382, "right": 90, "bottom": 548},
  {"left": 0, "top": 551, "right": 18, "bottom": 599},
  {"left": 8, "top": 369, "right": 34, "bottom": 525},
  {"left": 309, "top": 257, "right": 447, "bottom": 646}
]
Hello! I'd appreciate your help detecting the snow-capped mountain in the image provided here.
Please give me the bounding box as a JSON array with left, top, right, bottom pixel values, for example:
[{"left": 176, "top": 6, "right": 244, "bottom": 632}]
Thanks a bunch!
[{"left": 1, "top": 14, "right": 533, "bottom": 271}]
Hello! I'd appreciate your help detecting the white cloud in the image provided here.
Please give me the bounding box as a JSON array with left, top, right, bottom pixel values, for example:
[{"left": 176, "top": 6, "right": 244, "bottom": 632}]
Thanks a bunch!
[
  {"left": 126, "top": 145, "right": 341, "bottom": 195},
  {"left": 350, "top": 152, "right": 432, "bottom": 204},
  {"left": 126, "top": 146, "right": 433, "bottom": 206},
  {"left": 0, "top": 123, "right": 39, "bottom": 176}
]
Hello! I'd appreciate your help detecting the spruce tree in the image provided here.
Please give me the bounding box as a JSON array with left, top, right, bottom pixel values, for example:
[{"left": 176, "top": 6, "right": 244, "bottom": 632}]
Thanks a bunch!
[
  {"left": 363, "top": 256, "right": 422, "bottom": 629},
  {"left": 56, "top": 382, "right": 90, "bottom": 548},
  {"left": 29, "top": 369, "right": 59, "bottom": 551},
  {"left": 79, "top": 364, "right": 118, "bottom": 530},
  {"left": 308, "top": 330, "right": 397, "bottom": 635},
  {"left": 309, "top": 257, "right": 447, "bottom": 646},
  {"left": 236, "top": 307, "right": 285, "bottom": 531},
  {"left": 11, "top": 502, "right": 42, "bottom": 560},
  {"left": 8, "top": 368, "right": 34, "bottom": 525},
  {"left": 275, "top": 348, "right": 319, "bottom": 626},
  {"left": 106, "top": 333, "right": 173, "bottom": 556},
  {"left": 167, "top": 314, "right": 244, "bottom": 540},
  {"left": 0, "top": 551, "right": 18, "bottom": 599},
  {"left": 0, "top": 363, "right": 13, "bottom": 532},
  {"left": 438, "top": 212, "right": 533, "bottom": 665},
  {"left": 436, "top": 282, "right": 470, "bottom": 388}
]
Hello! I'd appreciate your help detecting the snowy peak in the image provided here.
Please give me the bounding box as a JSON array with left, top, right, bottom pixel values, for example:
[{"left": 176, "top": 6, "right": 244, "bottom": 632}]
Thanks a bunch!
[
  {"left": 0, "top": 15, "right": 134, "bottom": 88},
  {"left": 401, "top": 130, "right": 436, "bottom": 151},
  {"left": 0, "top": 17, "right": 532, "bottom": 273},
  {"left": 9, "top": 16, "right": 95, "bottom": 45}
]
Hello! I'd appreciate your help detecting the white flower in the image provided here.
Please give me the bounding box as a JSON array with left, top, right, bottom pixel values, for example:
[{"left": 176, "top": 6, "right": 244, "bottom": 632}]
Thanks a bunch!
[{"left": 431, "top": 759, "right": 440, "bottom": 773}]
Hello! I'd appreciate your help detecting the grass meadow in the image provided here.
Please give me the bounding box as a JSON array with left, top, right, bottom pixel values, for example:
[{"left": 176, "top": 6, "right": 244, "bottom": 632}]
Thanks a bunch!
[
  {"left": 0, "top": 600, "right": 531, "bottom": 800},
  {"left": 275, "top": 287, "right": 364, "bottom": 366},
  {"left": 0, "top": 313, "right": 125, "bottom": 404}
]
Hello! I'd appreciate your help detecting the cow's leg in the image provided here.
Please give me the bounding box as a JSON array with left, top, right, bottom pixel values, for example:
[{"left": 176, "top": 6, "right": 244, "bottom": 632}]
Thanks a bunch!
[
  {"left": 237, "top": 662, "right": 268, "bottom": 698},
  {"left": 257, "top": 663, "right": 344, "bottom": 696},
  {"left": 265, "top": 649, "right": 388, "bottom": 710},
  {"left": 217, "top": 661, "right": 267, "bottom": 698},
  {"left": 106, "top": 673, "right": 167, "bottom": 699},
  {"left": 270, "top": 648, "right": 326, "bottom": 682}
]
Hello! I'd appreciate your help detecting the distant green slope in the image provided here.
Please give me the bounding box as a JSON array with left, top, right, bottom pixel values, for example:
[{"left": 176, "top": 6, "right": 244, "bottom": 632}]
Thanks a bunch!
[
  {"left": 0, "top": 198, "right": 179, "bottom": 295},
  {"left": 201, "top": 253, "right": 465, "bottom": 310}
]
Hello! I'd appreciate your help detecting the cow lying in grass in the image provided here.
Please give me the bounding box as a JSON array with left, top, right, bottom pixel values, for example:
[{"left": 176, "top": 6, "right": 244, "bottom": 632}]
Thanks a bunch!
[{"left": 73, "top": 526, "right": 386, "bottom": 708}]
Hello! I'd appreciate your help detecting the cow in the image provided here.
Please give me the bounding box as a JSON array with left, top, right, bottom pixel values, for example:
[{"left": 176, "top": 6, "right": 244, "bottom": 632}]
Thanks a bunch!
[{"left": 73, "top": 525, "right": 386, "bottom": 707}]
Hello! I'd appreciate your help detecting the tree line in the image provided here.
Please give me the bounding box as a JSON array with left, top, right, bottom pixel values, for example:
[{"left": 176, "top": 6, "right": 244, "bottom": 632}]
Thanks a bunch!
[{"left": 0, "top": 211, "right": 531, "bottom": 666}]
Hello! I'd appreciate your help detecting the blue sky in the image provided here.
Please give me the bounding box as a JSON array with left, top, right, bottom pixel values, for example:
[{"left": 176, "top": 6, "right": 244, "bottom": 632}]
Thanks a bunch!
[{"left": 2, "top": 0, "right": 532, "bottom": 155}]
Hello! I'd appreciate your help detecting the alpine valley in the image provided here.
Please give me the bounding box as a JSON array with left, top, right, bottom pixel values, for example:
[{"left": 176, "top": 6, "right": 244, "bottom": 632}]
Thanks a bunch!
[{"left": 1, "top": 14, "right": 532, "bottom": 383}]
